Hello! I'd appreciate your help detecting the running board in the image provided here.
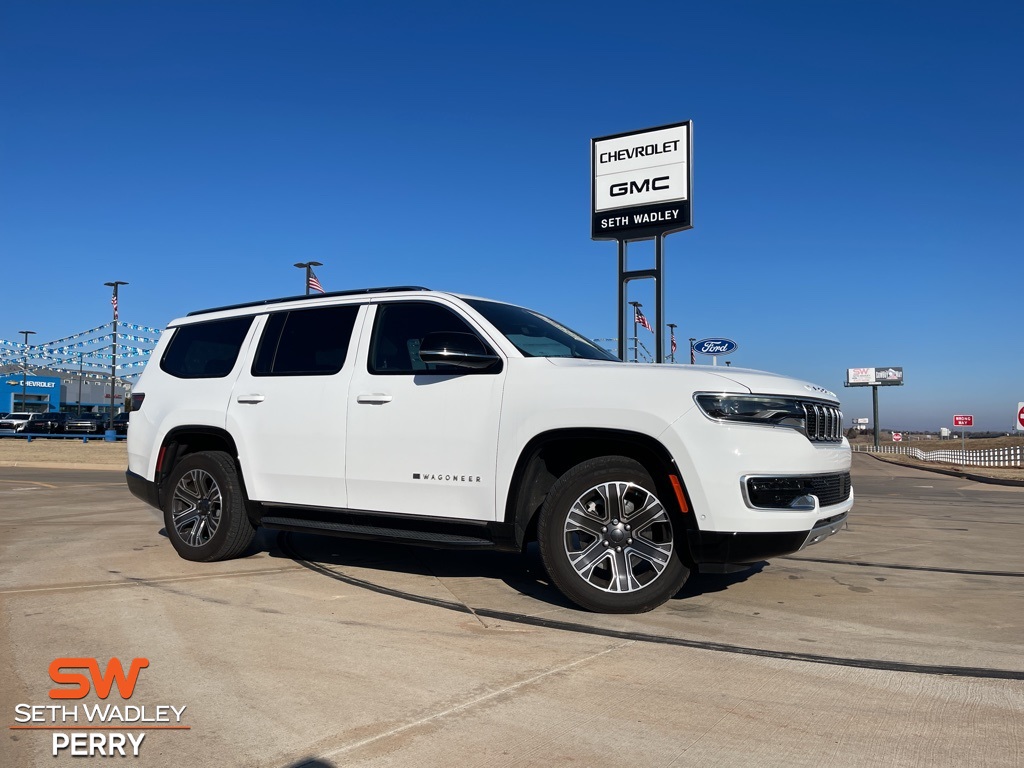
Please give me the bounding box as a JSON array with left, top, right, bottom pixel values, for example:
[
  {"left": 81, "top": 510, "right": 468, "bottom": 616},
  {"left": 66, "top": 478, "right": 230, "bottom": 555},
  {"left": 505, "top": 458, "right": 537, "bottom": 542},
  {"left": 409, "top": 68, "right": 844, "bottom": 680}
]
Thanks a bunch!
[{"left": 259, "top": 515, "right": 497, "bottom": 549}]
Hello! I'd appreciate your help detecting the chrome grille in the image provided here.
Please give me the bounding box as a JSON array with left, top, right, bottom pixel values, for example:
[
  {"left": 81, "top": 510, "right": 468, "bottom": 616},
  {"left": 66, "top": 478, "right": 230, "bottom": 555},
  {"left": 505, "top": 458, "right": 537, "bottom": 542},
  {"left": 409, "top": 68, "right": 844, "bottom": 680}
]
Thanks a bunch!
[{"left": 802, "top": 401, "right": 843, "bottom": 442}]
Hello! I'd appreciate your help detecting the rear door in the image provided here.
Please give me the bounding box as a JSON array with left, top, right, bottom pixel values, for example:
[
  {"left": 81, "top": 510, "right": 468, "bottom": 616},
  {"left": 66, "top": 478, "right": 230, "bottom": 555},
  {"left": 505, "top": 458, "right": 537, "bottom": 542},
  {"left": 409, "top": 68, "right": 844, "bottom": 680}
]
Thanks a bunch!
[{"left": 227, "top": 303, "right": 363, "bottom": 507}]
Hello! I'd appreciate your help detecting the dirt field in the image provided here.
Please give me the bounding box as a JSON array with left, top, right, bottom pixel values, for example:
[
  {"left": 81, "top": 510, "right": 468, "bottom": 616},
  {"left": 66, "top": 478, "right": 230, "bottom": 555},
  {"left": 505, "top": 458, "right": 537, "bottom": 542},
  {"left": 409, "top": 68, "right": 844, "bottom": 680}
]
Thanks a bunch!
[
  {"left": 849, "top": 435, "right": 1024, "bottom": 482},
  {"left": 849, "top": 434, "right": 1024, "bottom": 452},
  {"left": 0, "top": 436, "right": 127, "bottom": 468}
]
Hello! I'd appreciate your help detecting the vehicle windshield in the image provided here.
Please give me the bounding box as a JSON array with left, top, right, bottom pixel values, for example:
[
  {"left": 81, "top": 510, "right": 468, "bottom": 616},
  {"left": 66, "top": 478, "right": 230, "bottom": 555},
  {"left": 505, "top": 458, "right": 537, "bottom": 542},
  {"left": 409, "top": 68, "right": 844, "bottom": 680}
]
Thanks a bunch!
[
  {"left": 466, "top": 299, "right": 619, "bottom": 361},
  {"left": 6, "top": 413, "right": 30, "bottom": 419}
]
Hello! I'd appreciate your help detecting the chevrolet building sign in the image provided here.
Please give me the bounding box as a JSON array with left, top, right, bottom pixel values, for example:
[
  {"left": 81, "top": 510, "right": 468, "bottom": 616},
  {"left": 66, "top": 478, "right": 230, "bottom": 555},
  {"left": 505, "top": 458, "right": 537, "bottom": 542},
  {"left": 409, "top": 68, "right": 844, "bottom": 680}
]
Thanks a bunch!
[{"left": 592, "top": 121, "right": 692, "bottom": 240}]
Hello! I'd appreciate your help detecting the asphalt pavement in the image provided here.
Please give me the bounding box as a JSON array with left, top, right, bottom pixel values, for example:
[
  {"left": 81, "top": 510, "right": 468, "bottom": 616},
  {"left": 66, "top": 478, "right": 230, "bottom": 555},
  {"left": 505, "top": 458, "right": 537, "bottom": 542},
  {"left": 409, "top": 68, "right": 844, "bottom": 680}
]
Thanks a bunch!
[{"left": 2, "top": 455, "right": 1022, "bottom": 767}]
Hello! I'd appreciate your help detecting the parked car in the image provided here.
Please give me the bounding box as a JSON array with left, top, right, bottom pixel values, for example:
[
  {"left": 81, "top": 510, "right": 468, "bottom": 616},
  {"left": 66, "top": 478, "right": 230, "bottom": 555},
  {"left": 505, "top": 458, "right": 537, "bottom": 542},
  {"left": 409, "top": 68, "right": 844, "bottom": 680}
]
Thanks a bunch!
[
  {"left": 26, "top": 412, "right": 69, "bottom": 433},
  {"left": 127, "top": 286, "right": 852, "bottom": 614},
  {"left": 113, "top": 412, "right": 131, "bottom": 435},
  {"left": 65, "top": 412, "right": 106, "bottom": 434},
  {"left": 0, "top": 412, "right": 33, "bottom": 433}
]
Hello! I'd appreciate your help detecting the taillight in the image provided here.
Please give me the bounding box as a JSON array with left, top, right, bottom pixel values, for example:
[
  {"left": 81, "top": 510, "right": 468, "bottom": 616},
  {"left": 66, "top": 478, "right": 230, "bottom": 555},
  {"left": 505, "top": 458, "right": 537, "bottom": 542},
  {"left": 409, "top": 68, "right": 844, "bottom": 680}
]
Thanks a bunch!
[{"left": 131, "top": 393, "right": 146, "bottom": 411}]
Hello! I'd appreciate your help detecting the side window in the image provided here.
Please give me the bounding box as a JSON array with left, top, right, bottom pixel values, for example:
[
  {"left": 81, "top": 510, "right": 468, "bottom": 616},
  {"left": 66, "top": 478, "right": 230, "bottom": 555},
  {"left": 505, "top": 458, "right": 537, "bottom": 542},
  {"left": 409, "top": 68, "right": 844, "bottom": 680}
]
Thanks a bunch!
[
  {"left": 369, "top": 302, "right": 494, "bottom": 375},
  {"left": 252, "top": 304, "right": 359, "bottom": 376},
  {"left": 160, "top": 316, "right": 254, "bottom": 379}
]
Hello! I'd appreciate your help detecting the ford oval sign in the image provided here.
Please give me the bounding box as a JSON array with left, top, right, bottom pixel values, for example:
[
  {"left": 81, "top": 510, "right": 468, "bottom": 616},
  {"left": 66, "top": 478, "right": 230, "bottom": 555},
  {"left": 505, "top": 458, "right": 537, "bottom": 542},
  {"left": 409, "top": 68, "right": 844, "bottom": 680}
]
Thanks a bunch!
[{"left": 693, "top": 338, "right": 738, "bottom": 356}]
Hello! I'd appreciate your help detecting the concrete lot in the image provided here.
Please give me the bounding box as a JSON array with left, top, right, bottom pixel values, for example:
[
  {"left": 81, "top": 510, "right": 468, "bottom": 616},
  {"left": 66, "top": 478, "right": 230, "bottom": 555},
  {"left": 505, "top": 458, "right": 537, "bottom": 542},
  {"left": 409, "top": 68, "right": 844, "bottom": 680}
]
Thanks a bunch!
[{"left": 2, "top": 454, "right": 1022, "bottom": 767}]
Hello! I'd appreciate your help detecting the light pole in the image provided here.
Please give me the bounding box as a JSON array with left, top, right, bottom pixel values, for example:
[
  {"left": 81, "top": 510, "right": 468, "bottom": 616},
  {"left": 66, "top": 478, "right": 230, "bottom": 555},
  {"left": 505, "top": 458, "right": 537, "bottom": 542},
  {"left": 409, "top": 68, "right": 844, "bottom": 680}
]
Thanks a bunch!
[
  {"left": 77, "top": 352, "right": 84, "bottom": 417},
  {"left": 294, "top": 261, "right": 323, "bottom": 296},
  {"left": 667, "top": 323, "right": 677, "bottom": 363},
  {"left": 18, "top": 330, "right": 35, "bottom": 412},
  {"left": 104, "top": 281, "right": 127, "bottom": 431}
]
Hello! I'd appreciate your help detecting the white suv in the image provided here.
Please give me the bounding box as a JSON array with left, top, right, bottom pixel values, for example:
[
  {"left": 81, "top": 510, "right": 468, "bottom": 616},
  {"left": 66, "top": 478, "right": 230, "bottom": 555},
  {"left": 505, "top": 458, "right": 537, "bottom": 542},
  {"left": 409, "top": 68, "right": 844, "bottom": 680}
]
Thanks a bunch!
[{"left": 126, "top": 286, "right": 852, "bottom": 613}]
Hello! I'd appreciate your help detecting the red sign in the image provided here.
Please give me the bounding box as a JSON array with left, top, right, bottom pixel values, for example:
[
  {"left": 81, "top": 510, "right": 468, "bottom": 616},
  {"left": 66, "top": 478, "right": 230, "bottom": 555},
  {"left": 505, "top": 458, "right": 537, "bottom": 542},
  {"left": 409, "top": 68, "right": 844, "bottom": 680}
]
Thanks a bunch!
[
  {"left": 953, "top": 415, "right": 973, "bottom": 427},
  {"left": 1018, "top": 404, "right": 1024, "bottom": 430},
  {"left": 892, "top": 432, "right": 903, "bottom": 442}
]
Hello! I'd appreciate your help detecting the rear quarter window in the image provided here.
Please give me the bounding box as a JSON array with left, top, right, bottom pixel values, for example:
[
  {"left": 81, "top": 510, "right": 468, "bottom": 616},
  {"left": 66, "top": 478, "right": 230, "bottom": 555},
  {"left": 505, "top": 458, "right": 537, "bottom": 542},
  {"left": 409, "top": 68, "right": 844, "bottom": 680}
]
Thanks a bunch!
[{"left": 160, "top": 316, "right": 254, "bottom": 379}]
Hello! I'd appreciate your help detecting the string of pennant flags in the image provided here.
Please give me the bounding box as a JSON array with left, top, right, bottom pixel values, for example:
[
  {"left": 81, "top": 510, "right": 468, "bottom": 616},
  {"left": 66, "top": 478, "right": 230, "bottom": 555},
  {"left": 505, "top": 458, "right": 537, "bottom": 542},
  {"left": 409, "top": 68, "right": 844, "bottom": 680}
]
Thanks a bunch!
[{"left": 0, "top": 320, "right": 163, "bottom": 382}]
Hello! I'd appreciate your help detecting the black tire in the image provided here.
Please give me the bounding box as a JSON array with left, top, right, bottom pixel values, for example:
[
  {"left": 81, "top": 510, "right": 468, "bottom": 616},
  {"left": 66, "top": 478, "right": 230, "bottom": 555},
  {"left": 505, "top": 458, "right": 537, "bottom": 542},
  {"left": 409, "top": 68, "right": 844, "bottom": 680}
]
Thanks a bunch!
[
  {"left": 537, "top": 456, "right": 690, "bottom": 613},
  {"left": 162, "top": 451, "right": 256, "bottom": 562}
]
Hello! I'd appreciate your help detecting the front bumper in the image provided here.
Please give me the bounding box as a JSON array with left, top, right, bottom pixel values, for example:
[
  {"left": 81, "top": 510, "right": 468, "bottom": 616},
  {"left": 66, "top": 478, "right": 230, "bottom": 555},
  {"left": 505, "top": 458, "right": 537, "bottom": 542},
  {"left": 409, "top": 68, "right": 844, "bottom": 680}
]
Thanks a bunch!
[
  {"left": 687, "top": 509, "right": 848, "bottom": 564},
  {"left": 662, "top": 408, "right": 853, "bottom": 535}
]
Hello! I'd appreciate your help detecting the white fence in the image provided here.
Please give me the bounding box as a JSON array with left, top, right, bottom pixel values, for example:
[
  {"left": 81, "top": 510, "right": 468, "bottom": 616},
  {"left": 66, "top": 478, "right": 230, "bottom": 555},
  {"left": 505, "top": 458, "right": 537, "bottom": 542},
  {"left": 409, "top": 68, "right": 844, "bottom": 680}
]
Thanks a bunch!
[{"left": 854, "top": 444, "right": 1022, "bottom": 468}]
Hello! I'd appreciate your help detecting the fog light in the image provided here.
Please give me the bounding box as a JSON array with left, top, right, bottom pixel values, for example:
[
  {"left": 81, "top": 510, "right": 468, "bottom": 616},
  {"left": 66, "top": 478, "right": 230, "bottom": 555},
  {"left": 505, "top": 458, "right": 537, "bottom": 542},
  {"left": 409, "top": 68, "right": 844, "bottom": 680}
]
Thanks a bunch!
[{"left": 788, "top": 494, "right": 816, "bottom": 510}]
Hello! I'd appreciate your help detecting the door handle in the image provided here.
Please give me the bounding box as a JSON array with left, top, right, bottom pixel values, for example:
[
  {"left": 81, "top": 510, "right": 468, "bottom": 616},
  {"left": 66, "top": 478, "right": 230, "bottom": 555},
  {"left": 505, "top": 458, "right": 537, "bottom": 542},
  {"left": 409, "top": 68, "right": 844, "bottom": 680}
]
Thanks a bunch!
[
  {"left": 236, "top": 394, "right": 266, "bottom": 404},
  {"left": 356, "top": 394, "right": 393, "bottom": 405}
]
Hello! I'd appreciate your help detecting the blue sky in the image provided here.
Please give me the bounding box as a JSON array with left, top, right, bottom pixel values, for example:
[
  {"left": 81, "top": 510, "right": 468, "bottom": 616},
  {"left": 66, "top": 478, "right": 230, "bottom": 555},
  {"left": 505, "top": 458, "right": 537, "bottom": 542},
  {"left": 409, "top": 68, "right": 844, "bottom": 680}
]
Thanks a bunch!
[{"left": 1, "top": 1, "right": 1021, "bottom": 431}]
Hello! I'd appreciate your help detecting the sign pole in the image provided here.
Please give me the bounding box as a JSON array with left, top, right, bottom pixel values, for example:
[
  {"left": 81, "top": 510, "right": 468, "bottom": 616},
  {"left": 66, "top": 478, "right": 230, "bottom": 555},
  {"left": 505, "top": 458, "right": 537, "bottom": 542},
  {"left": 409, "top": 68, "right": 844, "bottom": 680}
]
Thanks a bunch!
[
  {"left": 655, "top": 234, "right": 665, "bottom": 363},
  {"left": 615, "top": 241, "right": 624, "bottom": 361},
  {"left": 872, "top": 385, "right": 880, "bottom": 449}
]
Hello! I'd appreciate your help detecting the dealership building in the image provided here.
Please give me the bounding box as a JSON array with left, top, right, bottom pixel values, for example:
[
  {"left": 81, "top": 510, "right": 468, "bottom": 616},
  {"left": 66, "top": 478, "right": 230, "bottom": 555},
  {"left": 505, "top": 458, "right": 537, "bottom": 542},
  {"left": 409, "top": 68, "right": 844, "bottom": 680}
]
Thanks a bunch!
[{"left": 1, "top": 366, "right": 129, "bottom": 415}]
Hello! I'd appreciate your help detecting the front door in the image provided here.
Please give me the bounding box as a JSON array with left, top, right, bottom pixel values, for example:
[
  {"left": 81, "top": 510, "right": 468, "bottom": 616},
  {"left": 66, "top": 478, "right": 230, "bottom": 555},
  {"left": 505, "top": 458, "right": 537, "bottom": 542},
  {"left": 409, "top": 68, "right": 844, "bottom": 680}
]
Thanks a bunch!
[{"left": 345, "top": 300, "right": 506, "bottom": 521}]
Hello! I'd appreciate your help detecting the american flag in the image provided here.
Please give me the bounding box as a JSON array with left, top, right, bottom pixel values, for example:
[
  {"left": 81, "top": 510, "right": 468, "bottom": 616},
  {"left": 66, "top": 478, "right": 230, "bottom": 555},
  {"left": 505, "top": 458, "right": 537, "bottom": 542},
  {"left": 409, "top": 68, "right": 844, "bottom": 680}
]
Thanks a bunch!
[
  {"left": 634, "top": 305, "right": 653, "bottom": 333},
  {"left": 308, "top": 269, "right": 325, "bottom": 294},
  {"left": 670, "top": 332, "right": 677, "bottom": 355},
  {"left": 111, "top": 291, "right": 118, "bottom": 320}
]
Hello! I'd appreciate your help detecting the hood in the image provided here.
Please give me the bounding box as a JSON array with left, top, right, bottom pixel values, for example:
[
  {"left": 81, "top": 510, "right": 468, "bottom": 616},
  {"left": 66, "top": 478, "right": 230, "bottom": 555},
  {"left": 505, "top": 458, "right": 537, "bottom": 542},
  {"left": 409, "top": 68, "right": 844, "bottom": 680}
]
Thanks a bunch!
[{"left": 543, "top": 359, "right": 840, "bottom": 403}]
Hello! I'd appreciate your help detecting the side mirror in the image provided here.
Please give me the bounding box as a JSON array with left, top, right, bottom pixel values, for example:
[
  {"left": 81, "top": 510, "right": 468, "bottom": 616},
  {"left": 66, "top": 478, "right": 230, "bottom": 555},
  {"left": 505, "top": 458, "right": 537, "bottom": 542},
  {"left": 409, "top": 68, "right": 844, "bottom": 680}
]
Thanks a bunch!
[{"left": 419, "top": 332, "right": 500, "bottom": 370}]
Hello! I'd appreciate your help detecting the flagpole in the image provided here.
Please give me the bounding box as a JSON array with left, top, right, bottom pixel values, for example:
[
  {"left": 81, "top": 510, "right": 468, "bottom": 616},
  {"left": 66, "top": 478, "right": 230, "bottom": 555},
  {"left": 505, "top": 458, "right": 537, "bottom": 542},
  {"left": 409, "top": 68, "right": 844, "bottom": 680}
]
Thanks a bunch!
[
  {"left": 667, "top": 323, "right": 677, "bottom": 363},
  {"left": 628, "top": 301, "right": 641, "bottom": 363},
  {"left": 104, "top": 280, "right": 127, "bottom": 432}
]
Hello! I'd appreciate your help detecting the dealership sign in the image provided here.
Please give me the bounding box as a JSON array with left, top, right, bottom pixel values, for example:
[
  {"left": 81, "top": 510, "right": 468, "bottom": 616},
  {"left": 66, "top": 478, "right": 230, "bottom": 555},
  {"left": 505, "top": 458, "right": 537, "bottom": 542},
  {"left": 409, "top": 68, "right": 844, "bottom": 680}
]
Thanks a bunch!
[
  {"left": 692, "top": 338, "right": 738, "bottom": 356},
  {"left": 845, "top": 367, "right": 904, "bottom": 387},
  {"left": 592, "top": 121, "right": 692, "bottom": 240}
]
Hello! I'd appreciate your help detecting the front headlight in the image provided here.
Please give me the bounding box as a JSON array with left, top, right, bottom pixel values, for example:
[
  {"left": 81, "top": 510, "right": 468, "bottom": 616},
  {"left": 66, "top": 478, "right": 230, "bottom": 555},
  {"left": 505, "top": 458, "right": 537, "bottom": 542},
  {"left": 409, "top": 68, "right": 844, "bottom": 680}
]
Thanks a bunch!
[{"left": 694, "top": 393, "right": 806, "bottom": 429}]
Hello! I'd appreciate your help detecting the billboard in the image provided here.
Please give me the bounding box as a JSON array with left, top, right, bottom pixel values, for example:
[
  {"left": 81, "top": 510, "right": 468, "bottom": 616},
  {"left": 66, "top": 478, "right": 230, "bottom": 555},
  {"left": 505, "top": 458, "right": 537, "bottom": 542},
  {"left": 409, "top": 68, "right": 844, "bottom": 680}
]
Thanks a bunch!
[
  {"left": 592, "top": 121, "right": 692, "bottom": 240},
  {"left": 845, "top": 367, "right": 904, "bottom": 387}
]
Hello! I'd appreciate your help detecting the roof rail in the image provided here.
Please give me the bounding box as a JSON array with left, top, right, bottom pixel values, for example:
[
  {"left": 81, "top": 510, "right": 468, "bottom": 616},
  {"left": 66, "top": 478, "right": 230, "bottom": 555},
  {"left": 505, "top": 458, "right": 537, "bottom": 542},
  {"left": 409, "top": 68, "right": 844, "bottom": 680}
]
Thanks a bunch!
[{"left": 186, "top": 286, "right": 431, "bottom": 317}]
